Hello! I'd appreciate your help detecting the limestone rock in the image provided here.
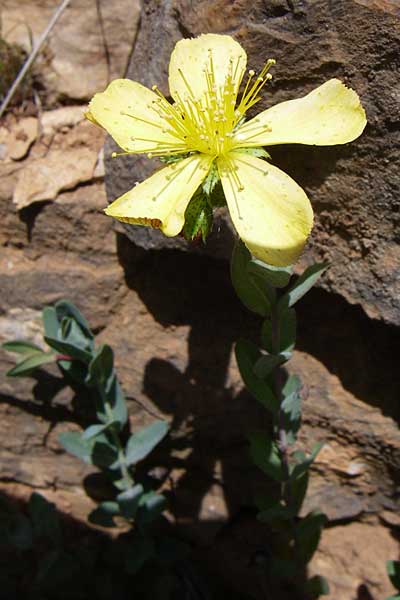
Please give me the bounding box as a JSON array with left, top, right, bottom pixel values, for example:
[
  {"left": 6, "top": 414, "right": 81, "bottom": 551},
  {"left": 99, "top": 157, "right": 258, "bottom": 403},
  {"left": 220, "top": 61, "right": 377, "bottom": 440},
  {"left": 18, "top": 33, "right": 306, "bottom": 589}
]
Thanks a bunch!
[
  {"left": 3, "top": 117, "right": 39, "bottom": 161},
  {"left": 13, "top": 147, "right": 98, "bottom": 209},
  {"left": 1, "top": 0, "right": 141, "bottom": 101},
  {"left": 104, "top": 0, "right": 400, "bottom": 326}
]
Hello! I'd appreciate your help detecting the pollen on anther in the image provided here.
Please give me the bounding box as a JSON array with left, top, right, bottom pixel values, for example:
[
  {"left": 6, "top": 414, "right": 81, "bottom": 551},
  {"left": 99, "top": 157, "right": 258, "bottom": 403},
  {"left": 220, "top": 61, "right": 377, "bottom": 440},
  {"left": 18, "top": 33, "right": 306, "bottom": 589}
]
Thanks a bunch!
[{"left": 111, "top": 152, "right": 117, "bottom": 158}]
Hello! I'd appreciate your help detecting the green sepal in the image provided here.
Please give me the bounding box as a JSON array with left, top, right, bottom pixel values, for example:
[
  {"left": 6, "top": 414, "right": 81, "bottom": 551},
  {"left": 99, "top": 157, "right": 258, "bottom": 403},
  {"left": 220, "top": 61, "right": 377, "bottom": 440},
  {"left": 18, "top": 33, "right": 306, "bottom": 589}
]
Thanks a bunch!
[
  {"left": 182, "top": 191, "right": 213, "bottom": 243},
  {"left": 159, "top": 152, "right": 190, "bottom": 164},
  {"left": 235, "top": 147, "right": 271, "bottom": 161},
  {"left": 202, "top": 161, "right": 219, "bottom": 196}
]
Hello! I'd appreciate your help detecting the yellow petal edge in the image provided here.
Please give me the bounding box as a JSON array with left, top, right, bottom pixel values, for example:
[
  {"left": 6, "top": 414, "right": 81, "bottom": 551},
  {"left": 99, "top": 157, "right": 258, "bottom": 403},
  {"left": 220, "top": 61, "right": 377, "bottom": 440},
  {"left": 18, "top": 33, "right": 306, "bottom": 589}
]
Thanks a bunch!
[
  {"left": 218, "top": 152, "right": 314, "bottom": 266},
  {"left": 105, "top": 154, "right": 213, "bottom": 237},
  {"left": 235, "top": 78, "right": 367, "bottom": 148}
]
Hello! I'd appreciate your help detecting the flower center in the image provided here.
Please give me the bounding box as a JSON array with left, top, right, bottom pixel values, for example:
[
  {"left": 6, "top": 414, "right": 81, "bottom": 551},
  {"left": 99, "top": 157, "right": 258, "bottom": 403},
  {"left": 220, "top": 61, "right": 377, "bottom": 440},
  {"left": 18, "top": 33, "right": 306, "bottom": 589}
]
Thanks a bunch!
[{"left": 150, "top": 52, "right": 275, "bottom": 158}]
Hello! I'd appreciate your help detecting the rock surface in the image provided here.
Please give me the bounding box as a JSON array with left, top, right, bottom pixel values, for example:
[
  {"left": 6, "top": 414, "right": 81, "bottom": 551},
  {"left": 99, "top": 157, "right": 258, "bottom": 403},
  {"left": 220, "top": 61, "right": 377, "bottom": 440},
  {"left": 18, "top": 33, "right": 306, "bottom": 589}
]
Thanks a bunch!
[
  {"left": 1, "top": 0, "right": 141, "bottom": 101},
  {"left": 105, "top": 0, "right": 400, "bottom": 326}
]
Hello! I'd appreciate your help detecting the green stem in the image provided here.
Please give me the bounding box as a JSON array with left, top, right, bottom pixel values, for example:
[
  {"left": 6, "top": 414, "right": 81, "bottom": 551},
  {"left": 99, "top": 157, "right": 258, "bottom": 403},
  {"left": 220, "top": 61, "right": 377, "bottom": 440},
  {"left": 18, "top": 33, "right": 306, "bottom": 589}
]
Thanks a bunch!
[
  {"left": 100, "top": 386, "right": 133, "bottom": 487},
  {"left": 270, "top": 303, "right": 291, "bottom": 502}
]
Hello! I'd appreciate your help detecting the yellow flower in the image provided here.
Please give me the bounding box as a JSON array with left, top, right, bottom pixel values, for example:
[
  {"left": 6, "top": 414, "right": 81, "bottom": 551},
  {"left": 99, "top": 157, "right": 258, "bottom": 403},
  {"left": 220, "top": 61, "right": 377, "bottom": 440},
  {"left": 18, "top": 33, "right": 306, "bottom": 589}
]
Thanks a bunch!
[{"left": 86, "top": 34, "right": 366, "bottom": 266}]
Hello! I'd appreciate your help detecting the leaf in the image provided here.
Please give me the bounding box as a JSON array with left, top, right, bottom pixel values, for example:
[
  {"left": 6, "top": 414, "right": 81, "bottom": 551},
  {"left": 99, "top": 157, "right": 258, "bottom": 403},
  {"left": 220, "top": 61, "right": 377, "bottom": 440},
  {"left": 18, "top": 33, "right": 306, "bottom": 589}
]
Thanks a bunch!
[
  {"left": 82, "top": 422, "right": 117, "bottom": 440},
  {"left": 291, "top": 471, "right": 309, "bottom": 514},
  {"left": 28, "top": 493, "right": 62, "bottom": 545},
  {"left": 231, "top": 239, "right": 270, "bottom": 316},
  {"left": 58, "top": 359, "right": 88, "bottom": 384},
  {"left": 88, "top": 502, "right": 120, "bottom": 527},
  {"left": 305, "top": 575, "right": 330, "bottom": 598},
  {"left": 235, "top": 339, "right": 279, "bottom": 414},
  {"left": 45, "top": 336, "right": 92, "bottom": 362},
  {"left": 4, "top": 513, "right": 33, "bottom": 551},
  {"left": 269, "top": 557, "right": 298, "bottom": 581},
  {"left": 86, "top": 344, "right": 114, "bottom": 388},
  {"left": 248, "top": 259, "right": 292, "bottom": 288},
  {"left": 253, "top": 353, "right": 287, "bottom": 378},
  {"left": 2, "top": 340, "right": 43, "bottom": 354},
  {"left": 125, "top": 420, "right": 169, "bottom": 466},
  {"left": 124, "top": 535, "right": 155, "bottom": 574},
  {"left": 42, "top": 306, "right": 59, "bottom": 339},
  {"left": 257, "top": 502, "right": 295, "bottom": 523},
  {"left": 290, "top": 442, "right": 323, "bottom": 480},
  {"left": 261, "top": 308, "right": 296, "bottom": 354},
  {"left": 249, "top": 431, "right": 284, "bottom": 481},
  {"left": 105, "top": 376, "right": 128, "bottom": 427},
  {"left": 60, "top": 316, "right": 92, "bottom": 353},
  {"left": 279, "top": 262, "right": 328, "bottom": 310},
  {"left": 136, "top": 491, "right": 167, "bottom": 526},
  {"left": 55, "top": 300, "right": 93, "bottom": 341},
  {"left": 6, "top": 351, "right": 55, "bottom": 377},
  {"left": 117, "top": 484, "right": 144, "bottom": 519},
  {"left": 296, "top": 511, "right": 327, "bottom": 564},
  {"left": 387, "top": 561, "right": 400, "bottom": 590},
  {"left": 58, "top": 431, "right": 93, "bottom": 464},
  {"left": 91, "top": 436, "right": 119, "bottom": 469},
  {"left": 281, "top": 378, "right": 302, "bottom": 445}
]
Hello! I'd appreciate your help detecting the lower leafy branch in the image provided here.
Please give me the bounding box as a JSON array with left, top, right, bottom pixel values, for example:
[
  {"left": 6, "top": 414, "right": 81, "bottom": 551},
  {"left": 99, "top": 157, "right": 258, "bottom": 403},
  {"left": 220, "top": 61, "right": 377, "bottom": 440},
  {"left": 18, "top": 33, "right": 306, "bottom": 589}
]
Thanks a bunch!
[
  {"left": 231, "top": 240, "right": 329, "bottom": 599},
  {"left": 3, "top": 299, "right": 185, "bottom": 577}
]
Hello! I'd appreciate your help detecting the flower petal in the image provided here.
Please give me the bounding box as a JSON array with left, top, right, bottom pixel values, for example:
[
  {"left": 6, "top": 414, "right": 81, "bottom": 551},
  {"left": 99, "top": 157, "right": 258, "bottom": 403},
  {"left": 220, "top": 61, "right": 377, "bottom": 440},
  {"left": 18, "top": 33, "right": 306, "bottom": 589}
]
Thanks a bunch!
[
  {"left": 218, "top": 152, "right": 313, "bottom": 266},
  {"left": 234, "top": 79, "right": 366, "bottom": 148},
  {"left": 105, "top": 154, "right": 213, "bottom": 236},
  {"left": 87, "top": 79, "right": 186, "bottom": 154},
  {"left": 168, "top": 34, "right": 247, "bottom": 103}
]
